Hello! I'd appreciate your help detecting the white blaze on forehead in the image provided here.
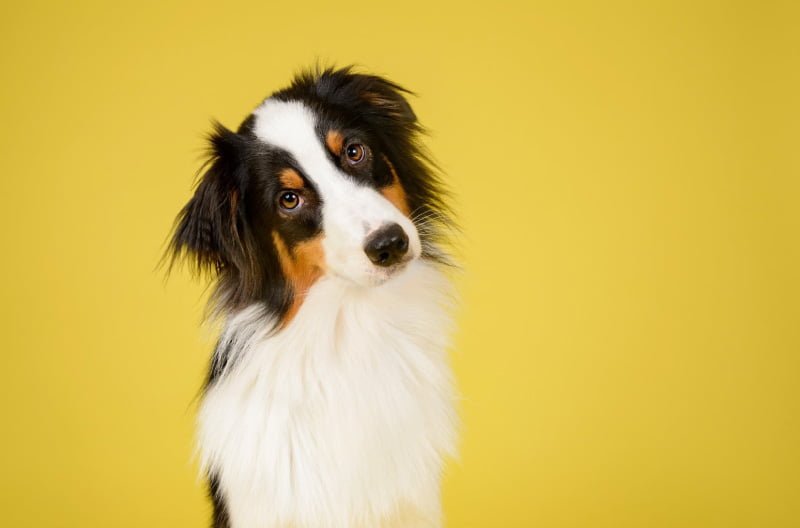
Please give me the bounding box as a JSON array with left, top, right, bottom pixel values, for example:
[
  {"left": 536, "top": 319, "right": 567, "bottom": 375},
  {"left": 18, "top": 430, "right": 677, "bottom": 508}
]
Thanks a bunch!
[
  {"left": 252, "top": 99, "right": 368, "bottom": 210},
  {"left": 253, "top": 100, "right": 326, "bottom": 179},
  {"left": 252, "top": 99, "right": 421, "bottom": 286}
]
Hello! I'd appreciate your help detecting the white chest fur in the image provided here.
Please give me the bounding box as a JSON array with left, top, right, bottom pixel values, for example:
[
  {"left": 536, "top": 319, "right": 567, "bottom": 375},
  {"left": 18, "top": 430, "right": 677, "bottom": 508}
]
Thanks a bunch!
[{"left": 198, "top": 261, "right": 457, "bottom": 528}]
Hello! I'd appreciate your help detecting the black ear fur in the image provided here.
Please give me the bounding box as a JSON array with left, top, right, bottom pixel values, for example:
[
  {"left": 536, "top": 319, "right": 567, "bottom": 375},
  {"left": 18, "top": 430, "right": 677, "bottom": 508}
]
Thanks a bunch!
[
  {"left": 351, "top": 74, "right": 418, "bottom": 125},
  {"left": 276, "top": 66, "right": 418, "bottom": 127},
  {"left": 168, "top": 122, "right": 253, "bottom": 282}
]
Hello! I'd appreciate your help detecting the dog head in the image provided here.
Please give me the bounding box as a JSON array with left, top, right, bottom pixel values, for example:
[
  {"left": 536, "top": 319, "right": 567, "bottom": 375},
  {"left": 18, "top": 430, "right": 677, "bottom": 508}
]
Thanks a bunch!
[{"left": 168, "top": 67, "right": 450, "bottom": 323}]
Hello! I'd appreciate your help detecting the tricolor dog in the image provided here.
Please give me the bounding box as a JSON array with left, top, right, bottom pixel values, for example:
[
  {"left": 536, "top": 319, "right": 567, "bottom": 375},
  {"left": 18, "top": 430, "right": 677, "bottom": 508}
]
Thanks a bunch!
[{"left": 168, "top": 67, "right": 458, "bottom": 528}]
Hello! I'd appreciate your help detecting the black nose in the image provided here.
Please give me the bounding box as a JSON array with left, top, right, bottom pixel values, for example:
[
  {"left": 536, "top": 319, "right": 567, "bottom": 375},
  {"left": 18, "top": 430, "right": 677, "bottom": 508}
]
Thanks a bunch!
[{"left": 364, "top": 223, "right": 409, "bottom": 267}]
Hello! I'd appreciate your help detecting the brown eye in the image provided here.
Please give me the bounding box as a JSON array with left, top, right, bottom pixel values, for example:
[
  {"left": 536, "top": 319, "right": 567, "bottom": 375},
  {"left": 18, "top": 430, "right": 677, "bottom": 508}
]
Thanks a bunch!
[
  {"left": 278, "top": 191, "right": 302, "bottom": 210},
  {"left": 345, "top": 143, "right": 367, "bottom": 164}
]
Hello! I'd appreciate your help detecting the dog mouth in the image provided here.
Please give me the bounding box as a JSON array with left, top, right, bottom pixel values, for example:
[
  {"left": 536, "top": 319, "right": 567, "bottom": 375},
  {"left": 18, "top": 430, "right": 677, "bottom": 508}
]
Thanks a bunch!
[
  {"left": 324, "top": 255, "right": 416, "bottom": 288},
  {"left": 366, "top": 256, "right": 415, "bottom": 285}
]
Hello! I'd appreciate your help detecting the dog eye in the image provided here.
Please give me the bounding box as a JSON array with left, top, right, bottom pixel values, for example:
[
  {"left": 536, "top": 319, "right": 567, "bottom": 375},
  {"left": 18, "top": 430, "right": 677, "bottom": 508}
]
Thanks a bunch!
[
  {"left": 345, "top": 143, "right": 367, "bottom": 165},
  {"left": 278, "top": 191, "right": 303, "bottom": 211}
]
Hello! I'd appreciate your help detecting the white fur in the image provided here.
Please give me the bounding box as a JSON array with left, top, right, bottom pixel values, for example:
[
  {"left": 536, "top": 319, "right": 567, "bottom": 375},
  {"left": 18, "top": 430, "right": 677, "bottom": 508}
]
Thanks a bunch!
[
  {"left": 199, "top": 261, "right": 457, "bottom": 528},
  {"left": 197, "top": 100, "right": 458, "bottom": 527}
]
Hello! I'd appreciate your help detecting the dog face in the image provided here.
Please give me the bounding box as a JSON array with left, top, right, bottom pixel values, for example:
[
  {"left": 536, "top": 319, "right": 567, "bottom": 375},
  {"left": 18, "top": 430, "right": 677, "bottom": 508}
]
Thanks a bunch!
[
  {"left": 252, "top": 99, "right": 421, "bottom": 289},
  {"left": 169, "top": 68, "right": 450, "bottom": 323}
]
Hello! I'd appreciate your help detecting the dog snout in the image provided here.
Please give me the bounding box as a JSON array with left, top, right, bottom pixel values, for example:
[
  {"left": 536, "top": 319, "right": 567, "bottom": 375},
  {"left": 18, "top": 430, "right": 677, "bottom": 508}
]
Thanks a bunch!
[{"left": 363, "top": 223, "right": 409, "bottom": 267}]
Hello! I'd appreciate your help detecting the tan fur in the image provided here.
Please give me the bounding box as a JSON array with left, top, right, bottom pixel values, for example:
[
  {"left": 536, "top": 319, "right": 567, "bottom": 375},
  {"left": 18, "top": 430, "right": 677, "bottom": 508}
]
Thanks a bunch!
[
  {"left": 279, "top": 168, "right": 304, "bottom": 189},
  {"left": 380, "top": 155, "right": 411, "bottom": 216},
  {"left": 325, "top": 130, "right": 344, "bottom": 155},
  {"left": 272, "top": 231, "right": 325, "bottom": 325}
]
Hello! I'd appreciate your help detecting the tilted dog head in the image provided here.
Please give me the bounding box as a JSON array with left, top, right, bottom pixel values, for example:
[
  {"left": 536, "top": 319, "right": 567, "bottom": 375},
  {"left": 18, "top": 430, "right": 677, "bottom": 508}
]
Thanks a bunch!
[{"left": 168, "top": 67, "right": 451, "bottom": 324}]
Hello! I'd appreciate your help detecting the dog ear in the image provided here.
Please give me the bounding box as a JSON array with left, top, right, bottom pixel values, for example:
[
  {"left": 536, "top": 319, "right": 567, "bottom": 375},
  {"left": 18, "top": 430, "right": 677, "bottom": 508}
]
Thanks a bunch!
[
  {"left": 359, "top": 80, "right": 416, "bottom": 123},
  {"left": 168, "top": 122, "right": 252, "bottom": 279},
  {"left": 349, "top": 73, "right": 418, "bottom": 127}
]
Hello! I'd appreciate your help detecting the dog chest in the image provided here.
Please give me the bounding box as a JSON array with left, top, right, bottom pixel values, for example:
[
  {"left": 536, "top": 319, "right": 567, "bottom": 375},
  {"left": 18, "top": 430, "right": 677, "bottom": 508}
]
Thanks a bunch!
[{"left": 197, "top": 265, "right": 456, "bottom": 527}]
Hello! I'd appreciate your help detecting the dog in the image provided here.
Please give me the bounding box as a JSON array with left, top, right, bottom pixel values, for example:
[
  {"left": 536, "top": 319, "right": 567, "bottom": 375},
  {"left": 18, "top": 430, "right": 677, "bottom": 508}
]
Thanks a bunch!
[{"left": 168, "top": 67, "right": 458, "bottom": 528}]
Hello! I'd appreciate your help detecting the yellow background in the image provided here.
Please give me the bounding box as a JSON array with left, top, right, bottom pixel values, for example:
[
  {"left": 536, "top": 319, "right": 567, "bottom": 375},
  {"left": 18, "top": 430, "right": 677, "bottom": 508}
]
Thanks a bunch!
[{"left": 1, "top": 1, "right": 798, "bottom": 526}]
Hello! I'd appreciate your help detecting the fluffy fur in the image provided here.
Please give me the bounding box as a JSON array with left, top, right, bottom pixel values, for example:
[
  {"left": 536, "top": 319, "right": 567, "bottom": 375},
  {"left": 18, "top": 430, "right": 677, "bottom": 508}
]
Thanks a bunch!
[{"left": 168, "top": 67, "right": 457, "bottom": 528}]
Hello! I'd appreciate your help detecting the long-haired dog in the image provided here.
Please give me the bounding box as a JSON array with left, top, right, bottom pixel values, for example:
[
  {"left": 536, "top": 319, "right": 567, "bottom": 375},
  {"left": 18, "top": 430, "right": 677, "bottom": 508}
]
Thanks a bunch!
[{"left": 168, "top": 67, "right": 457, "bottom": 528}]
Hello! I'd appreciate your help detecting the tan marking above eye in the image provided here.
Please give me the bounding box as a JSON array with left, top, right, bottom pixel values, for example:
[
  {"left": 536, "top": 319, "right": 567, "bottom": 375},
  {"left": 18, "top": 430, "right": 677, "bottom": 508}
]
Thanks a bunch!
[
  {"left": 380, "top": 155, "right": 411, "bottom": 216},
  {"left": 279, "top": 168, "right": 304, "bottom": 189},
  {"left": 325, "top": 130, "right": 344, "bottom": 155}
]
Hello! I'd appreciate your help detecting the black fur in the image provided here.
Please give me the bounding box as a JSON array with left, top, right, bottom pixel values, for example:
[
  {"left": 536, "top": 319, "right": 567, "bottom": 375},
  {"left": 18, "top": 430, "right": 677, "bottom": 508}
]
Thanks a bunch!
[
  {"left": 166, "top": 66, "right": 452, "bottom": 527},
  {"left": 168, "top": 122, "right": 293, "bottom": 320},
  {"left": 208, "top": 474, "right": 230, "bottom": 528}
]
